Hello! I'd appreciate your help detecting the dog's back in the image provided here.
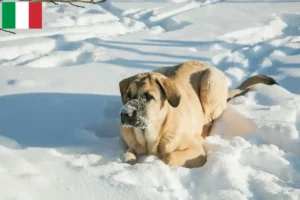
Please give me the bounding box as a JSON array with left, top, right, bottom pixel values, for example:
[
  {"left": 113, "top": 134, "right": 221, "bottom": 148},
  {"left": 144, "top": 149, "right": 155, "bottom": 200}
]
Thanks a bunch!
[{"left": 154, "top": 61, "right": 278, "bottom": 103}]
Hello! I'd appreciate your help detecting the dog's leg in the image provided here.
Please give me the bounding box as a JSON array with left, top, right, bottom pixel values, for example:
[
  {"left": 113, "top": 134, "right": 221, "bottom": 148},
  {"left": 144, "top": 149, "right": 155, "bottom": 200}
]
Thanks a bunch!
[
  {"left": 159, "top": 131, "right": 180, "bottom": 156},
  {"left": 161, "top": 137, "right": 206, "bottom": 168},
  {"left": 200, "top": 68, "right": 228, "bottom": 126},
  {"left": 201, "top": 121, "right": 213, "bottom": 138},
  {"left": 120, "top": 124, "right": 147, "bottom": 156}
]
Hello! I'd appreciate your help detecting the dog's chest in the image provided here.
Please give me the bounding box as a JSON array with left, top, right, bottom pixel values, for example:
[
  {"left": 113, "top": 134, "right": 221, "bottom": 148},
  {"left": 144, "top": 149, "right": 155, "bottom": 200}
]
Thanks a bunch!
[
  {"left": 133, "top": 128, "right": 147, "bottom": 147},
  {"left": 133, "top": 126, "right": 160, "bottom": 154}
]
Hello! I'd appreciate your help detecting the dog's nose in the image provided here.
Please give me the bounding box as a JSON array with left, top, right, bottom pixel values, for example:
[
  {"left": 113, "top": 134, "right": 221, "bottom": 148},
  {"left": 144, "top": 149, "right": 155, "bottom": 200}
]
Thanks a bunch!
[
  {"left": 121, "top": 111, "right": 130, "bottom": 124},
  {"left": 121, "top": 112, "right": 129, "bottom": 119},
  {"left": 121, "top": 110, "right": 136, "bottom": 124}
]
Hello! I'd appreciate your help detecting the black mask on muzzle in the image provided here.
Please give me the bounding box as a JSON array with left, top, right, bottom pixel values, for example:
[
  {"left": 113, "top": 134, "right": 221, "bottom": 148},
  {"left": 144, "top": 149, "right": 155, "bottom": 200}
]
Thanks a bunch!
[{"left": 120, "top": 98, "right": 148, "bottom": 129}]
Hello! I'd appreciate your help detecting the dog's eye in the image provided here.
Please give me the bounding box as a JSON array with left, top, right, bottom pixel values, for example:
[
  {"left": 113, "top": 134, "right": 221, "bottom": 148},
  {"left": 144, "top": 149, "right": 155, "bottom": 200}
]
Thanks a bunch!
[
  {"left": 127, "top": 92, "right": 132, "bottom": 100},
  {"left": 144, "top": 92, "right": 153, "bottom": 100}
]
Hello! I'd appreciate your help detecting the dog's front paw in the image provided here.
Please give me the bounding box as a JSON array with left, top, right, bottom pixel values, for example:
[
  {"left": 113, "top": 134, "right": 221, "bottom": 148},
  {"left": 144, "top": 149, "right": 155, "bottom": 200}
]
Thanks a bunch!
[{"left": 123, "top": 149, "right": 137, "bottom": 165}]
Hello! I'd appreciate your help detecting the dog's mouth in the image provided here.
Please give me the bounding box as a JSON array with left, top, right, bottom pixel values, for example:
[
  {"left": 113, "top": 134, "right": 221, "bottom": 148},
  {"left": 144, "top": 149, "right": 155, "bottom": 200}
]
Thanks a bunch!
[
  {"left": 121, "top": 114, "right": 148, "bottom": 129},
  {"left": 120, "top": 98, "right": 148, "bottom": 129},
  {"left": 121, "top": 115, "right": 148, "bottom": 129},
  {"left": 121, "top": 121, "right": 148, "bottom": 129}
]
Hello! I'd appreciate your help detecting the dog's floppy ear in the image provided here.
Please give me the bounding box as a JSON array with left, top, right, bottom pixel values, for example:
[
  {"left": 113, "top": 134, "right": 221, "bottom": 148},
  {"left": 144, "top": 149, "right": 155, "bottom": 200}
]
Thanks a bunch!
[
  {"left": 156, "top": 77, "right": 181, "bottom": 107},
  {"left": 119, "top": 75, "right": 135, "bottom": 104}
]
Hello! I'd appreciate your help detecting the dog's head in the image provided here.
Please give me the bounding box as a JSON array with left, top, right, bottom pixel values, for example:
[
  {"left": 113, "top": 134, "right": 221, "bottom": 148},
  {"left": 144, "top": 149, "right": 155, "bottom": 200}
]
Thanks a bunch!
[{"left": 119, "top": 72, "right": 181, "bottom": 129}]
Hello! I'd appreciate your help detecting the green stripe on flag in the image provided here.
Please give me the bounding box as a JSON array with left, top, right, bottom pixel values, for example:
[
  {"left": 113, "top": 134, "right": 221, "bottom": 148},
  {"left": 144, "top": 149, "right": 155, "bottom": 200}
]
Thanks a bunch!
[
  {"left": 0, "top": 3, "right": 2, "bottom": 29},
  {"left": 2, "top": 2, "right": 16, "bottom": 29}
]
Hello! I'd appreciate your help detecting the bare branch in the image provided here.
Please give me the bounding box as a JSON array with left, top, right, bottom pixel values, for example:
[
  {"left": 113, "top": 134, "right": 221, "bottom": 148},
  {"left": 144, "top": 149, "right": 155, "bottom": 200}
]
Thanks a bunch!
[
  {"left": 50, "top": 0, "right": 59, "bottom": 5},
  {"left": 68, "top": 1, "right": 85, "bottom": 8},
  {"left": 0, "top": 28, "right": 16, "bottom": 34}
]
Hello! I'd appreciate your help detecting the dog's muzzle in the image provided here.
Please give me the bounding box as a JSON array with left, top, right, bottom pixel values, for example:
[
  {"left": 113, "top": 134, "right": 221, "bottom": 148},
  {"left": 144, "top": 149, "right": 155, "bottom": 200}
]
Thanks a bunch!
[
  {"left": 120, "top": 98, "right": 147, "bottom": 129},
  {"left": 120, "top": 107, "right": 137, "bottom": 125}
]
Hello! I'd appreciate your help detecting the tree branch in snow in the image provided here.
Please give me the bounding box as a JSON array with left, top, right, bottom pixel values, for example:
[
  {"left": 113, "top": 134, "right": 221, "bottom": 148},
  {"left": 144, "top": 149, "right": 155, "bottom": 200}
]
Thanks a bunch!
[
  {"left": 0, "top": 0, "right": 108, "bottom": 34},
  {"left": 0, "top": 28, "right": 16, "bottom": 34},
  {"left": 68, "top": 1, "right": 85, "bottom": 8},
  {"left": 50, "top": 0, "right": 59, "bottom": 5}
]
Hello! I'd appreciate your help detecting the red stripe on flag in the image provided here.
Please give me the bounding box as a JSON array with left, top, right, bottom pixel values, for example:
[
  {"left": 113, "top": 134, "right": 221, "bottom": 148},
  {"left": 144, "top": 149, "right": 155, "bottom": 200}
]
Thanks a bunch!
[{"left": 29, "top": 2, "right": 42, "bottom": 29}]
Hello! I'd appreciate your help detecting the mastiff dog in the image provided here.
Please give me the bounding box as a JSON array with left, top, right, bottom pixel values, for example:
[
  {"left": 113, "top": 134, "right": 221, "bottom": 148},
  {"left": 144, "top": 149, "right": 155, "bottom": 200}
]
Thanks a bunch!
[{"left": 118, "top": 61, "right": 277, "bottom": 168}]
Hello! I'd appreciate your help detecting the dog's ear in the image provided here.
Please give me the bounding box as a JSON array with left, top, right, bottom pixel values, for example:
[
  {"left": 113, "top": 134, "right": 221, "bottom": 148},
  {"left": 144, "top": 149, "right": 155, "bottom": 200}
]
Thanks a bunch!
[
  {"left": 119, "top": 75, "right": 135, "bottom": 104},
  {"left": 156, "top": 77, "right": 181, "bottom": 108}
]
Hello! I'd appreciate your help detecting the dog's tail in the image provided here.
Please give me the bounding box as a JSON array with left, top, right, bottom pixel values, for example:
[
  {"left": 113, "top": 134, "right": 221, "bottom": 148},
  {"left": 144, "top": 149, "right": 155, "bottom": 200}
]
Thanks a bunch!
[{"left": 227, "top": 74, "right": 278, "bottom": 102}]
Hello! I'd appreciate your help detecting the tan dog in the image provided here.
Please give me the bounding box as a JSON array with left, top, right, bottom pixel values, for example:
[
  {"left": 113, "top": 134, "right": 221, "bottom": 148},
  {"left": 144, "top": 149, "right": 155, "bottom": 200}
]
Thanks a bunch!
[{"left": 119, "top": 61, "right": 277, "bottom": 168}]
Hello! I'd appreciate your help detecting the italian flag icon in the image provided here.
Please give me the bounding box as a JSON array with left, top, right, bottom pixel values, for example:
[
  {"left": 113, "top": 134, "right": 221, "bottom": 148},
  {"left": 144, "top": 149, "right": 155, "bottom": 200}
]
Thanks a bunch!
[{"left": 0, "top": 2, "right": 43, "bottom": 29}]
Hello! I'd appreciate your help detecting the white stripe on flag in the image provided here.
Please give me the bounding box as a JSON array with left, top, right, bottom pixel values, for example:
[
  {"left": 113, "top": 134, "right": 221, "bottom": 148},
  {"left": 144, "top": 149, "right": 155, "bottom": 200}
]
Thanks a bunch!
[{"left": 16, "top": 2, "right": 29, "bottom": 29}]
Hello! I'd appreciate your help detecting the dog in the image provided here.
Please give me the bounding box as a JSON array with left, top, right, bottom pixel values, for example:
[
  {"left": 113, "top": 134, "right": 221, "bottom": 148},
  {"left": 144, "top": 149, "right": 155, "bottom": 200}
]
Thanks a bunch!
[{"left": 118, "top": 61, "right": 277, "bottom": 168}]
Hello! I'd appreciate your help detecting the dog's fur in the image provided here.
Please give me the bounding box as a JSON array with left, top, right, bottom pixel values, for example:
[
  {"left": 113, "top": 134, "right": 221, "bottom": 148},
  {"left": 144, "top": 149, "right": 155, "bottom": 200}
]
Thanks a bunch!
[{"left": 119, "top": 61, "right": 277, "bottom": 168}]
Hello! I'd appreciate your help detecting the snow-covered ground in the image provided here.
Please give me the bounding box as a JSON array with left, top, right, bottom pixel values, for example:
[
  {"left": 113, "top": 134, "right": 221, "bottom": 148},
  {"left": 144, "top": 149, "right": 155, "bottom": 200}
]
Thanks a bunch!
[{"left": 0, "top": 0, "right": 300, "bottom": 199}]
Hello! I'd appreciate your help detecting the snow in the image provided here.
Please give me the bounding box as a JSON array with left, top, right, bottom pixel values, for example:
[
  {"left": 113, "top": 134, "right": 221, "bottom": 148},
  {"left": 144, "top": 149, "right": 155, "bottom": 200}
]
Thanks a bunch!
[{"left": 0, "top": 0, "right": 300, "bottom": 199}]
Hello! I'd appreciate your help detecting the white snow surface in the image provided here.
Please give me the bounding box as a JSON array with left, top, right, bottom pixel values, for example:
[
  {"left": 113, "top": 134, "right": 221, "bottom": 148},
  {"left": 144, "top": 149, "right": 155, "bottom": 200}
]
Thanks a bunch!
[{"left": 1, "top": 0, "right": 300, "bottom": 199}]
